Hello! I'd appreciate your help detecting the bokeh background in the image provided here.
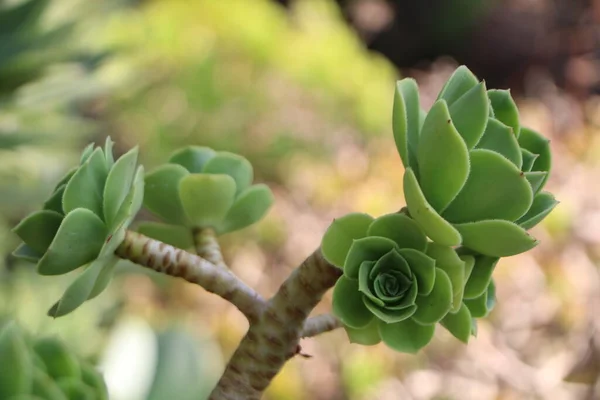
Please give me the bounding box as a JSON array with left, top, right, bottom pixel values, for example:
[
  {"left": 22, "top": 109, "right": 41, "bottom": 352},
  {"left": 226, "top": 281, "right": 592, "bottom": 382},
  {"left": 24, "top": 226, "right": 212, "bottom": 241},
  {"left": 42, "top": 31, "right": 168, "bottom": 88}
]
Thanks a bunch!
[{"left": 1, "top": 0, "right": 599, "bottom": 399}]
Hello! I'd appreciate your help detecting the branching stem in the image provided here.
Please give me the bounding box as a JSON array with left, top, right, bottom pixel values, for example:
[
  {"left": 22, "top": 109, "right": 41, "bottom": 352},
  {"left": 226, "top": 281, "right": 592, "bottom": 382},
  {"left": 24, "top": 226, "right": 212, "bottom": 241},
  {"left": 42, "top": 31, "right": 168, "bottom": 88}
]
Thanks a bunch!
[
  {"left": 193, "top": 227, "right": 227, "bottom": 269},
  {"left": 301, "top": 314, "right": 343, "bottom": 338}
]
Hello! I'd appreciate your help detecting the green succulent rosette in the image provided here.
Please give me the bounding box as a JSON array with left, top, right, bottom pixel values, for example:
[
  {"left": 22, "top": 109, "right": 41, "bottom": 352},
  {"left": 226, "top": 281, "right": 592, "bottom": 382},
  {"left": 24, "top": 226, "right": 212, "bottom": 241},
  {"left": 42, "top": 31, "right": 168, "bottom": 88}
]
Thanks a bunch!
[
  {"left": 394, "top": 66, "right": 558, "bottom": 257},
  {"left": 12, "top": 138, "right": 144, "bottom": 317},
  {"left": 0, "top": 321, "right": 108, "bottom": 400},
  {"left": 322, "top": 212, "right": 495, "bottom": 353},
  {"left": 138, "top": 146, "right": 274, "bottom": 249}
]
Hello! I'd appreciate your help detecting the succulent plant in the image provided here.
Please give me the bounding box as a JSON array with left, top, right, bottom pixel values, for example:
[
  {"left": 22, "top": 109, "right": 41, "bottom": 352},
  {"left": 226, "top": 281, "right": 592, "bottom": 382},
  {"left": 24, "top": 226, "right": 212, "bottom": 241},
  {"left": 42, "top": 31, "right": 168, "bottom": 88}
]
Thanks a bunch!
[
  {"left": 0, "top": 321, "right": 108, "bottom": 400},
  {"left": 11, "top": 138, "right": 144, "bottom": 317},
  {"left": 138, "top": 146, "right": 274, "bottom": 249},
  {"left": 394, "top": 66, "right": 558, "bottom": 257}
]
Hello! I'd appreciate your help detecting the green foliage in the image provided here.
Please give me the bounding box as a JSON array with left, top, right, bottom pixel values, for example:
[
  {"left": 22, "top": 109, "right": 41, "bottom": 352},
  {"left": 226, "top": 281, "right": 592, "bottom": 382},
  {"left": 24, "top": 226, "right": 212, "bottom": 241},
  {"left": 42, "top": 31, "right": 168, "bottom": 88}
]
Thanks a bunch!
[
  {"left": 12, "top": 138, "right": 144, "bottom": 317},
  {"left": 0, "top": 321, "right": 107, "bottom": 400},
  {"left": 395, "top": 66, "right": 558, "bottom": 257}
]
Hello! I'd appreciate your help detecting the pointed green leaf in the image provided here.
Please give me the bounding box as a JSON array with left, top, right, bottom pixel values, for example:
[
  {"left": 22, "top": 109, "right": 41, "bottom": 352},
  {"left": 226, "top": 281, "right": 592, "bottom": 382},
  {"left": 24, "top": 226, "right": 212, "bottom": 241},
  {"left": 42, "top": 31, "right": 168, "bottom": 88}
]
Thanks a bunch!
[
  {"left": 417, "top": 100, "right": 470, "bottom": 211},
  {"left": 459, "top": 255, "right": 475, "bottom": 285},
  {"left": 137, "top": 222, "right": 193, "bottom": 250},
  {"left": 425, "top": 243, "right": 466, "bottom": 312},
  {"left": 393, "top": 79, "right": 421, "bottom": 172},
  {"left": 57, "top": 379, "right": 95, "bottom": 400},
  {"left": 344, "top": 318, "right": 381, "bottom": 346},
  {"left": 179, "top": 174, "right": 236, "bottom": 228},
  {"left": 476, "top": 118, "right": 522, "bottom": 168},
  {"left": 104, "top": 137, "right": 115, "bottom": 168},
  {"left": 80, "top": 143, "right": 95, "bottom": 165},
  {"left": 488, "top": 89, "right": 520, "bottom": 137},
  {"left": 363, "top": 297, "right": 417, "bottom": 323},
  {"left": 108, "top": 166, "right": 145, "bottom": 236},
  {"left": 13, "top": 210, "right": 63, "bottom": 254},
  {"left": 321, "top": 213, "right": 373, "bottom": 268},
  {"left": 521, "top": 148, "right": 538, "bottom": 172},
  {"left": 411, "top": 268, "right": 453, "bottom": 325},
  {"left": 403, "top": 168, "right": 462, "bottom": 246},
  {"left": 442, "top": 149, "right": 533, "bottom": 223},
  {"left": 464, "top": 290, "right": 488, "bottom": 318},
  {"left": 437, "top": 65, "right": 479, "bottom": 106},
  {"left": 518, "top": 127, "right": 551, "bottom": 189},
  {"left": 88, "top": 258, "right": 119, "bottom": 301},
  {"left": 143, "top": 164, "right": 189, "bottom": 225},
  {"left": 12, "top": 244, "right": 42, "bottom": 262},
  {"left": 332, "top": 277, "right": 374, "bottom": 329},
  {"left": 398, "top": 248, "right": 435, "bottom": 295},
  {"left": 449, "top": 81, "right": 489, "bottom": 148},
  {"left": 37, "top": 209, "right": 108, "bottom": 275},
  {"left": 32, "top": 369, "right": 68, "bottom": 400},
  {"left": 33, "top": 338, "right": 80, "bottom": 380},
  {"left": 202, "top": 152, "right": 253, "bottom": 195},
  {"left": 103, "top": 147, "right": 139, "bottom": 229},
  {"left": 43, "top": 184, "right": 66, "bottom": 214},
  {"left": 367, "top": 213, "right": 427, "bottom": 251},
  {"left": 454, "top": 220, "right": 538, "bottom": 257},
  {"left": 524, "top": 171, "right": 547, "bottom": 195},
  {"left": 440, "top": 302, "right": 472, "bottom": 343},
  {"left": 487, "top": 280, "right": 497, "bottom": 313},
  {"left": 0, "top": 323, "right": 33, "bottom": 398},
  {"left": 379, "top": 318, "right": 435, "bottom": 353},
  {"left": 169, "top": 146, "right": 216, "bottom": 173},
  {"left": 63, "top": 148, "right": 109, "bottom": 218},
  {"left": 463, "top": 256, "right": 498, "bottom": 299},
  {"left": 219, "top": 184, "right": 274, "bottom": 233},
  {"left": 517, "top": 192, "right": 558, "bottom": 230},
  {"left": 80, "top": 364, "right": 108, "bottom": 400},
  {"left": 53, "top": 168, "right": 77, "bottom": 192},
  {"left": 344, "top": 236, "right": 397, "bottom": 279}
]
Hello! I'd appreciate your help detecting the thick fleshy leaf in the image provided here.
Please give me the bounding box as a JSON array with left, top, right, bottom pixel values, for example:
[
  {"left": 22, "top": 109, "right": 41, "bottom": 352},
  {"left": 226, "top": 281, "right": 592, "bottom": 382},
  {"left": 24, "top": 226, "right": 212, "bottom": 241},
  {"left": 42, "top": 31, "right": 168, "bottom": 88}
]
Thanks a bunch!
[
  {"left": 463, "top": 256, "right": 498, "bottom": 299},
  {"left": 80, "top": 364, "right": 108, "bottom": 400},
  {"left": 358, "top": 261, "right": 382, "bottom": 306},
  {"left": 363, "top": 297, "right": 417, "bottom": 323},
  {"left": 369, "top": 250, "right": 410, "bottom": 278},
  {"left": 487, "top": 280, "right": 497, "bottom": 313},
  {"left": 63, "top": 148, "right": 109, "bottom": 217},
  {"left": 425, "top": 243, "right": 466, "bottom": 312},
  {"left": 379, "top": 317, "right": 435, "bottom": 353},
  {"left": 332, "top": 277, "right": 374, "bottom": 329},
  {"left": 179, "top": 174, "right": 236, "bottom": 228},
  {"left": 0, "top": 323, "right": 33, "bottom": 399},
  {"left": 321, "top": 213, "right": 373, "bottom": 268},
  {"left": 392, "top": 78, "right": 421, "bottom": 172},
  {"left": 43, "top": 184, "right": 66, "bottom": 214},
  {"left": 168, "top": 146, "right": 216, "bottom": 173},
  {"left": 440, "top": 303, "right": 472, "bottom": 343},
  {"left": 80, "top": 143, "right": 95, "bottom": 165},
  {"left": 403, "top": 168, "right": 462, "bottom": 246},
  {"left": 106, "top": 166, "right": 145, "bottom": 238},
  {"left": 13, "top": 210, "right": 63, "bottom": 254},
  {"left": 437, "top": 65, "right": 479, "bottom": 106},
  {"left": 344, "top": 236, "right": 397, "bottom": 279},
  {"left": 411, "top": 268, "right": 453, "bottom": 325},
  {"left": 202, "top": 152, "right": 253, "bottom": 195},
  {"left": 103, "top": 147, "right": 139, "bottom": 229},
  {"left": 143, "top": 164, "right": 190, "bottom": 225},
  {"left": 367, "top": 213, "right": 427, "bottom": 251},
  {"left": 449, "top": 81, "right": 489, "bottom": 148},
  {"left": 521, "top": 149, "right": 538, "bottom": 172},
  {"left": 442, "top": 149, "right": 533, "bottom": 223},
  {"left": 519, "top": 127, "right": 551, "bottom": 188},
  {"left": 33, "top": 338, "right": 80, "bottom": 380},
  {"left": 12, "top": 244, "right": 42, "bottom": 262},
  {"left": 218, "top": 184, "right": 274, "bottom": 233},
  {"left": 104, "top": 137, "right": 115, "bottom": 168},
  {"left": 517, "top": 192, "right": 559, "bottom": 230},
  {"left": 398, "top": 248, "right": 435, "bottom": 295},
  {"left": 417, "top": 100, "right": 470, "bottom": 211},
  {"left": 32, "top": 369, "right": 67, "bottom": 400},
  {"left": 57, "top": 379, "right": 95, "bottom": 400},
  {"left": 524, "top": 171, "right": 547, "bottom": 195},
  {"left": 53, "top": 167, "right": 77, "bottom": 192},
  {"left": 459, "top": 255, "right": 475, "bottom": 286},
  {"left": 464, "top": 290, "right": 488, "bottom": 318},
  {"left": 488, "top": 89, "right": 520, "bottom": 137},
  {"left": 476, "top": 118, "right": 522, "bottom": 168},
  {"left": 37, "top": 209, "right": 107, "bottom": 275},
  {"left": 137, "top": 222, "right": 193, "bottom": 250},
  {"left": 344, "top": 318, "right": 381, "bottom": 346},
  {"left": 88, "top": 258, "right": 119, "bottom": 301},
  {"left": 454, "top": 219, "right": 538, "bottom": 257}
]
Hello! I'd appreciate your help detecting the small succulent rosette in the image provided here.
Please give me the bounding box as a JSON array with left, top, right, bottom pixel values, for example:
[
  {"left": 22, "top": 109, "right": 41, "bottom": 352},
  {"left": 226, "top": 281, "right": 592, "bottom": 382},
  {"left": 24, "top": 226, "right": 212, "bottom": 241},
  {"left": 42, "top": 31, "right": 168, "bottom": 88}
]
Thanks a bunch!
[
  {"left": 321, "top": 212, "right": 495, "bottom": 353},
  {"left": 12, "top": 138, "right": 144, "bottom": 317},
  {"left": 0, "top": 321, "right": 108, "bottom": 400},
  {"left": 394, "top": 66, "right": 558, "bottom": 257},
  {"left": 138, "top": 146, "right": 274, "bottom": 249}
]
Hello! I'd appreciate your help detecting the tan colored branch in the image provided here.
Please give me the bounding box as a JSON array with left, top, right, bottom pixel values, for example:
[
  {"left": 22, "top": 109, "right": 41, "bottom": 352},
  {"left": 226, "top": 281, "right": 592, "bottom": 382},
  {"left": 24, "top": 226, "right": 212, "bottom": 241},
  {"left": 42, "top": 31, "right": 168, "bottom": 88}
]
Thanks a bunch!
[
  {"left": 209, "top": 249, "right": 342, "bottom": 400},
  {"left": 193, "top": 227, "right": 227, "bottom": 268},
  {"left": 116, "top": 231, "right": 265, "bottom": 322},
  {"left": 301, "top": 314, "right": 342, "bottom": 338}
]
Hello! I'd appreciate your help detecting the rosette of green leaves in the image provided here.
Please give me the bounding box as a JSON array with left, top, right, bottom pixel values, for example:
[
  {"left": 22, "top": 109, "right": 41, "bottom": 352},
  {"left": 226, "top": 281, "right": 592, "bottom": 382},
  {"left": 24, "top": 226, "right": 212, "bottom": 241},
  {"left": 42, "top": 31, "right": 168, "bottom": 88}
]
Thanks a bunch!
[
  {"left": 321, "top": 212, "right": 486, "bottom": 353},
  {"left": 138, "top": 146, "right": 274, "bottom": 249},
  {"left": 394, "top": 66, "right": 558, "bottom": 257},
  {"left": 12, "top": 138, "right": 144, "bottom": 317},
  {"left": 0, "top": 321, "right": 108, "bottom": 400}
]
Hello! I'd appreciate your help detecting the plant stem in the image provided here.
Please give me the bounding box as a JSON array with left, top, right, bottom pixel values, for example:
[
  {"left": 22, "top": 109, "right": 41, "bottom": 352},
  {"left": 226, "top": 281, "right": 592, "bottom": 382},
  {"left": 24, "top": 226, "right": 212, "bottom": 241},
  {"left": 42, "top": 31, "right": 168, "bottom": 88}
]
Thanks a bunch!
[
  {"left": 193, "top": 227, "right": 227, "bottom": 268},
  {"left": 209, "top": 249, "right": 342, "bottom": 400},
  {"left": 116, "top": 230, "right": 265, "bottom": 322},
  {"left": 301, "top": 314, "right": 342, "bottom": 338}
]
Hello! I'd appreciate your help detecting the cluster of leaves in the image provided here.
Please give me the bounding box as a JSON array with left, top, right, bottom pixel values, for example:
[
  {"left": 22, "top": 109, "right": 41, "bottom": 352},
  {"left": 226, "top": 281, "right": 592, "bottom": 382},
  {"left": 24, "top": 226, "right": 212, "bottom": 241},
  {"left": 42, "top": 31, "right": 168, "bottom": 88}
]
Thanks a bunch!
[
  {"left": 138, "top": 146, "right": 274, "bottom": 249},
  {"left": 0, "top": 320, "right": 107, "bottom": 400},
  {"left": 322, "top": 66, "right": 557, "bottom": 353},
  {"left": 12, "top": 138, "right": 144, "bottom": 317}
]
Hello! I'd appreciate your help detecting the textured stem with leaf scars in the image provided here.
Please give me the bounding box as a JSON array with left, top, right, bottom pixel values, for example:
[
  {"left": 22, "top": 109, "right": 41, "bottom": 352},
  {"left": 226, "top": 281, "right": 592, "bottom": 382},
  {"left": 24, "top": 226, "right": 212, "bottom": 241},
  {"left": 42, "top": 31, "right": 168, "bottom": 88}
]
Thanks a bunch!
[
  {"left": 115, "top": 231, "right": 266, "bottom": 322},
  {"left": 301, "top": 314, "right": 342, "bottom": 338},
  {"left": 193, "top": 227, "right": 227, "bottom": 268},
  {"left": 208, "top": 249, "right": 342, "bottom": 400}
]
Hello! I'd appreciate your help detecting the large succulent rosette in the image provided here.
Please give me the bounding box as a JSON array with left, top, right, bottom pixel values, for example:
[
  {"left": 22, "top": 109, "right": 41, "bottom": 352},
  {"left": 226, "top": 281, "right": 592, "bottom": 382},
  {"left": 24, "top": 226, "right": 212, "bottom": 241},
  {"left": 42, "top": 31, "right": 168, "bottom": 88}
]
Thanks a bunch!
[
  {"left": 394, "top": 66, "right": 558, "bottom": 257},
  {"left": 12, "top": 138, "right": 144, "bottom": 317}
]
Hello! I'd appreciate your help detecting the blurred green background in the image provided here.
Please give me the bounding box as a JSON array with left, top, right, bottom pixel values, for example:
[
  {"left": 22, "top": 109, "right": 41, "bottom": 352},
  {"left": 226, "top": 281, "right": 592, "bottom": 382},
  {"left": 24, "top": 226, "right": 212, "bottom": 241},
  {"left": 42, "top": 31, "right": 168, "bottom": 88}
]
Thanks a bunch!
[{"left": 1, "top": 0, "right": 599, "bottom": 399}]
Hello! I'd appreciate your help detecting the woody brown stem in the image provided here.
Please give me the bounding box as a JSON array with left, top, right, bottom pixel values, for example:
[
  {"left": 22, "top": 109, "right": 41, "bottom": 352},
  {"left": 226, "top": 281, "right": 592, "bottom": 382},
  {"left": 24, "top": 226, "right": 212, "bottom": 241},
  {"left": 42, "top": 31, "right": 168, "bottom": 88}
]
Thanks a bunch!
[
  {"left": 193, "top": 227, "right": 227, "bottom": 269},
  {"left": 301, "top": 314, "right": 343, "bottom": 338}
]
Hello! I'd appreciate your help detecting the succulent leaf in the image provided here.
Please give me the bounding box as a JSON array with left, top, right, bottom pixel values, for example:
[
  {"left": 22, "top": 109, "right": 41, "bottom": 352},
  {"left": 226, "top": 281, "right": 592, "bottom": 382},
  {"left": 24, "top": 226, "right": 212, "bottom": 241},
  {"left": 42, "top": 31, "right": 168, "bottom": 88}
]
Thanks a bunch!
[
  {"left": 454, "top": 219, "right": 538, "bottom": 257},
  {"left": 0, "top": 323, "right": 33, "bottom": 398},
  {"left": 102, "top": 146, "right": 139, "bottom": 229},
  {"left": 488, "top": 89, "right": 520, "bottom": 137},
  {"left": 13, "top": 210, "right": 63, "bottom": 254},
  {"left": 411, "top": 268, "right": 453, "bottom": 325},
  {"left": 344, "top": 318, "right": 381, "bottom": 346},
  {"left": 517, "top": 192, "right": 559, "bottom": 229},
  {"left": 219, "top": 184, "right": 274, "bottom": 234},
  {"left": 448, "top": 81, "right": 489, "bottom": 148},
  {"left": 392, "top": 78, "right": 421, "bottom": 172},
  {"left": 379, "top": 317, "right": 435, "bottom": 354},
  {"left": 367, "top": 213, "right": 427, "bottom": 252},
  {"left": 475, "top": 118, "right": 522, "bottom": 168},
  {"left": 168, "top": 146, "right": 216, "bottom": 173},
  {"left": 202, "top": 152, "right": 253, "bottom": 196},
  {"left": 332, "top": 277, "right": 374, "bottom": 329},
  {"left": 136, "top": 222, "right": 194, "bottom": 250},
  {"left": 143, "top": 164, "right": 190, "bottom": 225},
  {"left": 440, "top": 302, "right": 472, "bottom": 343},
  {"left": 320, "top": 213, "right": 374, "bottom": 268},
  {"left": 63, "top": 148, "right": 109, "bottom": 218},
  {"left": 178, "top": 174, "right": 236, "bottom": 228},
  {"left": 437, "top": 65, "right": 479, "bottom": 105}
]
